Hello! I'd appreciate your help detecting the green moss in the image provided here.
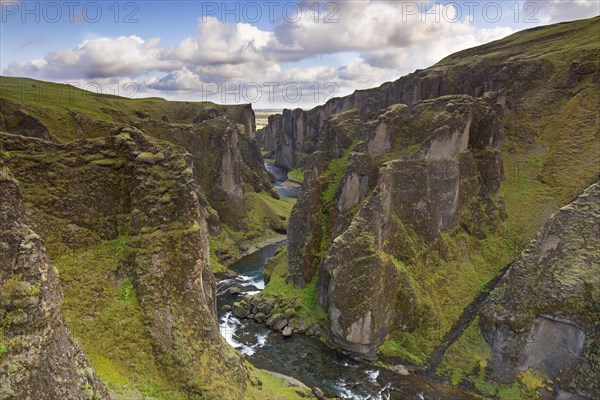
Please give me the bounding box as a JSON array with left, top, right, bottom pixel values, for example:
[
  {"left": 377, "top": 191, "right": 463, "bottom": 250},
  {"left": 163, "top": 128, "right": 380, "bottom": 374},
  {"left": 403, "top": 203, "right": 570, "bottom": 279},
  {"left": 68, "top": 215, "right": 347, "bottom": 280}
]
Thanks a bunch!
[
  {"left": 261, "top": 247, "right": 328, "bottom": 327},
  {"left": 437, "top": 319, "right": 550, "bottom": 399},
  {"left": 328, "top": 108, "right": 360, "bottom": 137},
  {"left": 0, "top": 341, "right": 7, "bottom": 358},
  {"left": 407, "top": 143, "right": 421, "bottom": 154},
  {"left": 208, "top": 229, "right": 240, "bottom": 273},
  {"left": 244, "top": 364, "right": 311, "bottom": 399},
  {"left": 432, "top": 70, "right": 600, "bottom": 397},
  {"left": 0, "top": 302, "right": 13, "bottom": 359},
  {"left": 322, "top": 147, "right": 352, "bottom": 204},
  {"left": 0, "top": 76, "right": 229, "bottom": 142},
  {"left": 117, "top": 281, "right": 135, "bottom": 301},
  {"left": 52, "top": 238, "right": 188, "bottom": 400},
  {"left": 379, "top": 340, "right": 425, "bottom": 365},
  {"left": 438, "top": 16, "right": 599, "bottom": 69},
  {"left": 287, "top": 167, "right": 306, "bottom": 182},
  {"left": 244, "top": 191, "right": 296, "bottom": 240},
  {"left": 437, "top": 318, "right": 491, "bottom": 385}
]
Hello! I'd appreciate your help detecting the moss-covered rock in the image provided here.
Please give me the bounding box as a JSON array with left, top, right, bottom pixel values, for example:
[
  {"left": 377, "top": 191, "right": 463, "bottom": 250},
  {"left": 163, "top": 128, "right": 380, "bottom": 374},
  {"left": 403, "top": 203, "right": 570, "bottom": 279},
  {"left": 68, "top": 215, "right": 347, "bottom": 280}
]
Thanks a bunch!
[
  {"left": 0, "top": 78, "right": 281, "bottom": 271},
  {"left": 0, "top": 151, "right": 108, "bottom": 399},
  {"left": 0, "top": 128, "right": 251, "bottom": 398},
  {"left": 480, "top": 181, "right": 600, "bottom": 398},
  {"left": 271, "top": 17, "right": 600, "bottom": 374}
]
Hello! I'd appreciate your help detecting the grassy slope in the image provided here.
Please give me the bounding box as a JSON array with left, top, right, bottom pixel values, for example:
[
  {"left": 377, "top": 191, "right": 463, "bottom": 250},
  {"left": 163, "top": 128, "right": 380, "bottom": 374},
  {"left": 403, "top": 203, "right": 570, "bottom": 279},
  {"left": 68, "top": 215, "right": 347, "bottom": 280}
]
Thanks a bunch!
[
  {"left": 0, "top": 76, "right": 223, "bottom": 142},
  {"left": 423, "top": 18, "right": 599, "bottom": 397},
  {"left": 210, "top": 192, "right": 296, "bottom": 273},
  {"left": 53, "top": 235, "right": 306, "bottom": 400},
  {"left": 0, "top": 75, "right": 291, "bottom": 273},
  {"left": 261, "top": 247, "right": 328, "bottom": 328},
  {"left": 437, "top": 17, "right": 599, "bottom": 68},
  {"left": 0, "top": 79, "right": 303, "bottom": 398},
  {"left": 53, "top": 238, "right": 189, "bottom": 399},
  {"left": 432, "top": 93, "right": 599, "bottom": 397}
]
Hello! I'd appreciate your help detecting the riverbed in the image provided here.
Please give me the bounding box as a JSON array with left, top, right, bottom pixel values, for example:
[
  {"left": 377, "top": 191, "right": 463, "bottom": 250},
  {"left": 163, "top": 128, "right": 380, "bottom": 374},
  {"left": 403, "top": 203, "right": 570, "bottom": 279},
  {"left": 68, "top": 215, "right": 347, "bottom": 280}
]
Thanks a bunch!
[
  {"left": 216, "top": 244, "right": 474, "bottom": 400},
  {"left": 265, "top": 162, "right": 301, "bottom": 198}
]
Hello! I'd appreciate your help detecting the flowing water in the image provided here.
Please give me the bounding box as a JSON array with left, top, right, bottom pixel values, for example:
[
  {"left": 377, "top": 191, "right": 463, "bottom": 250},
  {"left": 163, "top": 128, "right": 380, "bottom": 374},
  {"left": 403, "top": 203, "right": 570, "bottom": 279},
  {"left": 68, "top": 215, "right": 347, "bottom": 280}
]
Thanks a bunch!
[
  {"left": 216, "top": 245, "right": 474, "bottom": 400},
  {"left": 216, "top": 163, "right": 473, "bottom": 399},
  {"left": 265, "top": 162, "right": 301, "bottom": 198}
]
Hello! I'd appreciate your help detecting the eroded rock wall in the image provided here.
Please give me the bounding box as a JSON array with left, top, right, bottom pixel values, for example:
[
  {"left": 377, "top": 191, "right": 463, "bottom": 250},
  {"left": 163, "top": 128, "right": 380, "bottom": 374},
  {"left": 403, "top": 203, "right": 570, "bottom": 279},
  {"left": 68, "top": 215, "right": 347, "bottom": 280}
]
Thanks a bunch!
[
  {"left": 480, "top": 181, "right": 600, "bottom": 398},
  {"left": 284, "top": 96, "right": 504, "bottom": 357},
  {"left": 0, "top": 128, "right": 249, "bottom": 399},
  {"left": 0, "top": 150, "right": 108, "bottom": 400}
]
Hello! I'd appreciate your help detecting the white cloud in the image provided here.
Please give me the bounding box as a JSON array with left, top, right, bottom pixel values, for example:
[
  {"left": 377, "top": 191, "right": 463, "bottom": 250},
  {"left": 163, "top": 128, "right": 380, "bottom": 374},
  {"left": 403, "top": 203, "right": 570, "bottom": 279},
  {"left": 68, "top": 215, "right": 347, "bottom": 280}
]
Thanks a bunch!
[
  {"left": 539, "top": 0, "right": 599, "bottom": 24},
  {"left": 5, "top": 1, "right": 522, "bottom": 108},
  {"left": 6, "top": 35, "right": 177, "bottom": 79},
  {"left": 265, "top": 2, "right": 511, "bottom": 67},
  {"left": 165, "top": 17, "right": 273, "bottom": 65},
  {"left": 146, "top": 67, "right": 204, "bottom": 90}
]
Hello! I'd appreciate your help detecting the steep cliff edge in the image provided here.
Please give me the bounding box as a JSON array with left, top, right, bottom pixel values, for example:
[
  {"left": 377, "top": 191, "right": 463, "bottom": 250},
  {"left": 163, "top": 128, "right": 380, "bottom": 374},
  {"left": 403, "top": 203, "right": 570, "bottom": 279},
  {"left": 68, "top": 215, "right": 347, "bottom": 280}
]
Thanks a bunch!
[
  {"left": 298, "top": 96, "right": 505, "bottom": 359},
  {"left": 260, "top": 16, "right": 600, "bottom": 393},
  {"left": 0, "top": 149, "right": 108, "bottom": 399},
  {"left": 260, "top": 16, "right": 599, "bottom": 177},
  {"left": 0, "top": 129, "right": 253, "bottom": 398},
  {"left": 480, "top": 180, "right": 599, "bottom": 398},
  {"left": 0, "top": 81, "right": 286, "bottom": 268}
]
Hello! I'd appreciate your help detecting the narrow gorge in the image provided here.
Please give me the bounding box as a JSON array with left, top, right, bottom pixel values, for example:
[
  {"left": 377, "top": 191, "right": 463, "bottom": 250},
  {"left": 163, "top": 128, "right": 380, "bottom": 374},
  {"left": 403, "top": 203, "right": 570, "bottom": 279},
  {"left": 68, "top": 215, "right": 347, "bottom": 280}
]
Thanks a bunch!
[
  {"left": 256, "top": 16, "right": 599, "bottom": 399},
  {"left": 0, "top": 15, "right": 598, "bottom": 400}
]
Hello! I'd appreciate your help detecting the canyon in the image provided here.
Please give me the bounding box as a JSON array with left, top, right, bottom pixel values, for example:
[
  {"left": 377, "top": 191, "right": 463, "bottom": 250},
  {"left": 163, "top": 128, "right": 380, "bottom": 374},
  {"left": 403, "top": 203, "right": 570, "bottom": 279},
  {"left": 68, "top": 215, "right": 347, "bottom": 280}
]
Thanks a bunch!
[{"left": 0, "top": 16, "right": 599, "bottom": 400}]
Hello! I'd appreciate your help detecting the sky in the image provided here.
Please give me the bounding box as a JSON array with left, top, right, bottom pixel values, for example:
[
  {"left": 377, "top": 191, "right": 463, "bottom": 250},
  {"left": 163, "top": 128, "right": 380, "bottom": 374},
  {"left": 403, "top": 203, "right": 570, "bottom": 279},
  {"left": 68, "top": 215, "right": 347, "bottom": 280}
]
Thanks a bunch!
[{"left": 1, "top": 0, "right": 598, "bottom": 109}]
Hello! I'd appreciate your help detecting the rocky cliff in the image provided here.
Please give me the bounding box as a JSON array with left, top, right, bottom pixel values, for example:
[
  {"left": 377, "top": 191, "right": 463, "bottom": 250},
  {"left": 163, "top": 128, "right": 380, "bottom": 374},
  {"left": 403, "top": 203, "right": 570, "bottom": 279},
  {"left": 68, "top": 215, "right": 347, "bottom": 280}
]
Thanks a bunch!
[
  {"left": 0, "top": 128, "right": 251, "bottom": 398},
  {"left": 260, "top": 16, "right": 600, "bottom": 396},
  {"left": 0, "top": 148, "right": 108, "bottom": 399},
  {"left": 480, "top": 180, "right": 599, "bottom": 398},
  {"left": 260, "top": 17, "right": 599, "bottom": 175},
  {"left": 286, "top": 95, "right": 505, "bottom": 359},
  {"left": 0, "top": 83, "right": 282, "bottom": 266}
]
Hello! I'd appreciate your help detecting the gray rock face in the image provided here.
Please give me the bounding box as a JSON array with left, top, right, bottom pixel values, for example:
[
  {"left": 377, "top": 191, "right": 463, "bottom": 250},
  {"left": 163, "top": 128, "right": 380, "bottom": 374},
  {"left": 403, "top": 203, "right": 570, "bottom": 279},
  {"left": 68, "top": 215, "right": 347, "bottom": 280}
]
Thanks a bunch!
[
  {"left": 287, "top": 170, "right": 325, "bottom": 287},
  {"left": 258, "top": 108, "right": 321, "bottom": 170},
  {"left": 0, "top": 128, "right": 249, "bottom": 398},
  {"left": 0, "top": 157, "right": 108, "bottom": 399},
  {"left": 210, "top": 124, "right": 249, "bottom": 227},
  {"left": 480, "top": 180, "right": 600, "bottom": 398},
  {"left": 132, "top": 116, "right": 272, "bottom": 230},
  {"left": 385, "top": 159, "right": 462, "bottom": 237},
  {"left": 319, "top": 219, "right": 401, "bottom": 358},
  {"left": 338, "top": 172, "right": 370, "bottom": 212},
  {"left": 522, "top": 316, "right": 586, "bottom": 378},
  {"left": 259, "top": 48, "right": 523, "bottom": 172},
  {"left": 303, "top": 96, "right": 504, "bottom": 358}
]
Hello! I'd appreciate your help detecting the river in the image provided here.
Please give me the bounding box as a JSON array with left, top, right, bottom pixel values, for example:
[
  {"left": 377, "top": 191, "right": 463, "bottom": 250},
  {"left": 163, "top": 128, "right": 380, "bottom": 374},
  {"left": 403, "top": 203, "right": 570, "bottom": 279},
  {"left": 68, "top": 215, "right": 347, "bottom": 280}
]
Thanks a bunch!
[
  {"left": 216, "top": 244, "right": 474, "bottom": 400},
  {"left": 265, "top": 162, "right": 301, "bottom": 198},
  {"left": 216, "top": 161, "right": 472, "bottom": 399}
]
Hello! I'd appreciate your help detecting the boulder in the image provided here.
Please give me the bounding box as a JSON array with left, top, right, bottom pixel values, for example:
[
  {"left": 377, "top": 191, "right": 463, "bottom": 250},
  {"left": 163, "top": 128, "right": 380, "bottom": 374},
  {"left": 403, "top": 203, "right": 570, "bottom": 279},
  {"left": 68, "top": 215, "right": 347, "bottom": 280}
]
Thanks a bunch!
[{"left": 282, "top": 326, "right": 293, "bottom": 337}]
